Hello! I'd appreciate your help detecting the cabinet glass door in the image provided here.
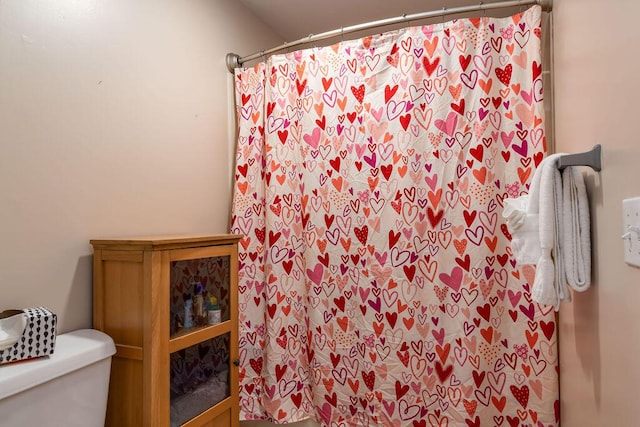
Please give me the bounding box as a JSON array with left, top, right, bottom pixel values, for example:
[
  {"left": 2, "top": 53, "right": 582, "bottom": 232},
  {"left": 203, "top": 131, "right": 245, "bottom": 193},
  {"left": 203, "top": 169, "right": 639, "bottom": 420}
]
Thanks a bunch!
[
  {"left": 169, "top": 333, "right": 231, "bottom": 426},
  {"left": 168, "top": 252, "right": 233, "bottom": 425},
  {"left": 169, "top": 256, "right": 231, "bottom": 337}
]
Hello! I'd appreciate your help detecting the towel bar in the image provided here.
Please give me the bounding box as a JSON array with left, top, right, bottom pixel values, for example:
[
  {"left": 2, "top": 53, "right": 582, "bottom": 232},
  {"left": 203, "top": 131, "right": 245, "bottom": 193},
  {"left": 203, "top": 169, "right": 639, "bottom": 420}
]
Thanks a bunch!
[{"left": 557, "top": 144, "right": 602, "bottom": 171}]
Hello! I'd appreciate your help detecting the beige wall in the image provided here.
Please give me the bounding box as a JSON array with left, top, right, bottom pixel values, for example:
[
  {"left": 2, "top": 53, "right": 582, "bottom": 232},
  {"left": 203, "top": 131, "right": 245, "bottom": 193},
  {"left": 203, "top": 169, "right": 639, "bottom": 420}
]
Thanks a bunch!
[
  {"left": 554, "top": 0, "right": 640, "bottom": 425},
  {"left": 0, "top": 0, "right": 280, "bottom": 333}
]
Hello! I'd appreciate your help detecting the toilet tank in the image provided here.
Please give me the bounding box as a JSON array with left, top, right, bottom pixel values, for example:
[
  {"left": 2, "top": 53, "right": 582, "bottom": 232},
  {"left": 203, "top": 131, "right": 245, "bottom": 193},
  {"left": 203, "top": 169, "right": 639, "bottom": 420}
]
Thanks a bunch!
[{"left": 0, "top": 329, "right": 116, "bottom": 427}]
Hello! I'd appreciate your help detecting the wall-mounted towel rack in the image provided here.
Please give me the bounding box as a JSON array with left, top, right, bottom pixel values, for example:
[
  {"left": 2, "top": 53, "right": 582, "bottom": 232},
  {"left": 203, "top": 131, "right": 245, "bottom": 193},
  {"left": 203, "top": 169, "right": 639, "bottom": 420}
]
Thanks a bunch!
[{"left": 557, "top": 144, "right": 602, "bottom": 171}]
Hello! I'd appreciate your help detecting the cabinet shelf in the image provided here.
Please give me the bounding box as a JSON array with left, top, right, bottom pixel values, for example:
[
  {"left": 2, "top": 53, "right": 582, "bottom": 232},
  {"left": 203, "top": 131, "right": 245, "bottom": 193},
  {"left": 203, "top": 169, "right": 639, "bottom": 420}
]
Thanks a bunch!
[
  {"left": 92, "top": 234, "right": 240, "bottom": 427},
  {"left": 169, "top": 321, "right": 231, "bottom": 353}
]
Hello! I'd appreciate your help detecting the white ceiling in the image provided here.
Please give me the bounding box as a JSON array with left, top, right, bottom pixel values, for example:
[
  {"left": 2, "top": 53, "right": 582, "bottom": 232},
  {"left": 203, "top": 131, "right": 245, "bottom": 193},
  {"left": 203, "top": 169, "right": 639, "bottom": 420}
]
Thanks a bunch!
[{"left": 237, "top": 0, "right": 524, "bottom": 43}]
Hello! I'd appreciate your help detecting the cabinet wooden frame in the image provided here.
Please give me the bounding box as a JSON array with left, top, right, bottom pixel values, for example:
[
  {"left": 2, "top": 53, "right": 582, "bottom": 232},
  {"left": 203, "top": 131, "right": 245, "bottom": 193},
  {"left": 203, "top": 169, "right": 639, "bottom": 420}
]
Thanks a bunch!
[{"left": 91, "top": 234, "right": 241, "bottom": 427}]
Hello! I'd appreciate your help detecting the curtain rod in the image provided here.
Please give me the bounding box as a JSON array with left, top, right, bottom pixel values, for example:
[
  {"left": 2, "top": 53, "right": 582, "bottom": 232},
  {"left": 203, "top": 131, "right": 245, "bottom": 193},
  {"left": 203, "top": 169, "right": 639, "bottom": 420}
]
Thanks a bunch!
[{"left": 226, "top": 0, "right": 552, "bottom": 72}]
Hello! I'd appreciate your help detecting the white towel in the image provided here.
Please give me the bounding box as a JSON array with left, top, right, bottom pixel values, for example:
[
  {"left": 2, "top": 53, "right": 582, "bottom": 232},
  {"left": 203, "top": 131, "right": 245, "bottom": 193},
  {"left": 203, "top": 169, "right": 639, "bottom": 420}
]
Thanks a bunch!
[
  {"left": 528, "top": 154, "right": 569, "bottom": 310},
  {"left": 502, "top": 153, "right": 592, "bottom": 311},
  {"left": 562, "top": 167, "right": 591, "bottom": 291},
  {"left": 502, "top": 196, "right": 541, "bottom": 265}
]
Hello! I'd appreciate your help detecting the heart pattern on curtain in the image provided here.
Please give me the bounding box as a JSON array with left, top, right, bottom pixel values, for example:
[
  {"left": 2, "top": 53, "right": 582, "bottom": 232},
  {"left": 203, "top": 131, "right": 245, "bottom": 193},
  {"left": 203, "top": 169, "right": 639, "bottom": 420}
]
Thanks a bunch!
[{"left": 232, "top": 6, "right": 558, "bottom": 426}]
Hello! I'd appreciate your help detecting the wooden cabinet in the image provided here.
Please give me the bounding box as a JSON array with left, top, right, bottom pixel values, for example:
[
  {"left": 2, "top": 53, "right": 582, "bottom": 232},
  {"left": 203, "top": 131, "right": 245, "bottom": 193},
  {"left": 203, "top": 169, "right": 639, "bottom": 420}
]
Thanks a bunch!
[{"left": 91, "top": 235, "right": 241, "bottom": 427}]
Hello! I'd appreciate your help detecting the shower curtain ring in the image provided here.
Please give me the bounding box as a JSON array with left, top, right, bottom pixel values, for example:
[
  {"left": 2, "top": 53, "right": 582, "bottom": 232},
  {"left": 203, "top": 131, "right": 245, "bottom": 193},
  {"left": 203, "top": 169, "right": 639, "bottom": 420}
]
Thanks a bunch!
[
  {"left": 307, "top": 33, "right": 317, "bottom": 50},
  {"left": 479, "top": 1, "right": 486, "bottom": 16},
  {"left": 402, "top": 13, "right": 409, "bottom": 27}
]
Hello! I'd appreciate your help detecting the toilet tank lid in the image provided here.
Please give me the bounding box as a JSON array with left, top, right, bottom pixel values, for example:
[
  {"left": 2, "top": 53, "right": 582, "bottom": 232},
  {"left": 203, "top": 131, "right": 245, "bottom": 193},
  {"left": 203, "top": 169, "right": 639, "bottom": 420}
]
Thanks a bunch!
[{"left": 0, "top": 329, "right": 116, "bottom": 400}]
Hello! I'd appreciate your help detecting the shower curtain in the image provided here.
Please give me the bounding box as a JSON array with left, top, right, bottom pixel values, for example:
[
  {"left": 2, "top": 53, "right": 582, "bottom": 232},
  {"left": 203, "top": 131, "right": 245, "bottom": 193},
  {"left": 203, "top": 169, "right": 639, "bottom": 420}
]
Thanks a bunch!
[{"left": 231, "top": 6, "right": 558, "bottom": 426}]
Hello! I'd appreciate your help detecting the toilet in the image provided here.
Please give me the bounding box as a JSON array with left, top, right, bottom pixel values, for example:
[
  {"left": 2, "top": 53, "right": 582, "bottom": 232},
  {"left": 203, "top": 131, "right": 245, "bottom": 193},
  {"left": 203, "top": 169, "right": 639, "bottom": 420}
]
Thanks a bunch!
[{"left": 0, "top": 328, "right": 115, "bottom": 426}]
